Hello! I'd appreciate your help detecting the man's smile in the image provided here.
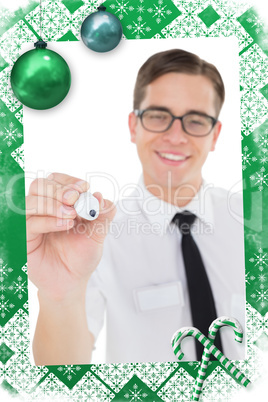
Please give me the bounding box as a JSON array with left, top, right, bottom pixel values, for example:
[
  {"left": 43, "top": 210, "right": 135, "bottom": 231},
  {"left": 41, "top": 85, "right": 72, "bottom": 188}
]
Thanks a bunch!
[{"left": 155, "top": 151, "right": 190, "bottom": 165}]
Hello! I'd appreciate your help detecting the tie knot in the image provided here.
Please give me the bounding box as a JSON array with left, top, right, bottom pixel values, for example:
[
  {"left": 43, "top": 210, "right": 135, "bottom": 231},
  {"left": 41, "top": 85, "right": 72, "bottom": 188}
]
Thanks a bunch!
[{"left": 172, "top": 211, "right": 196, "bottom": 235}]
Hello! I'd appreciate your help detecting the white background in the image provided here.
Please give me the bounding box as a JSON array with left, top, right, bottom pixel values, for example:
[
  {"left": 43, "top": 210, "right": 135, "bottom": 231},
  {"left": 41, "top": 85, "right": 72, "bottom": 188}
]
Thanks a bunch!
[{"left": 23, "top": 37, "right": 242, "bottom": 364}]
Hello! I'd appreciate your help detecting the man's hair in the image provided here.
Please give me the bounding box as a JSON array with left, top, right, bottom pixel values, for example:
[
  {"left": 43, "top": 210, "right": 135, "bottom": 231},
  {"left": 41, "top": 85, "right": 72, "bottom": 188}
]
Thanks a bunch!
[{"left": 133, "top": 49, "right": 225, "bottom": 116}]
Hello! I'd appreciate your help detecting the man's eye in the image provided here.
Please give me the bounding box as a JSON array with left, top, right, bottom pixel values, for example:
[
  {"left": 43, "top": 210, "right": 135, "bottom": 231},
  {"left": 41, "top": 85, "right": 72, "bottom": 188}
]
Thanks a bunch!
[
  {"left": 147, "top": 113, "right": 167, "bottom": 120},
  {"left": 189, "top": 118, "right": 205, "bottom": 125},
  {"left": 188, "top": 118, "right": 206, "bottom": 126}
]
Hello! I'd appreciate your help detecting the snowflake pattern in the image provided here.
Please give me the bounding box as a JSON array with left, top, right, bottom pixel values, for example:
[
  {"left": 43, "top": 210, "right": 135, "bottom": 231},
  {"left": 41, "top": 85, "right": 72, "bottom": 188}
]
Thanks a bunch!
[
  {"left": 245, "top": 271, "right": 255, "bottom": 286},
  {"left": 240, "top": 90, "right": 268, "bottom": 135},
  {"left": 242, "top": 145, "right": 257, "bottom": 170},
  {"left": 14, "top": 107, "right": 23, "bottom": 124},
  {"left": 107, "top": 0, "right": 180, "bottom": 38},
  {"left": 71, "top": 371, "right": 114, "bottom": 401},
  {"left": 257, "top": 129, "right": 268, "bottom": 149},
  {"left": 157, "top": 367, "right": 192, "bottom": 401},
  {"left": 0, "top": 259, "right": 15, "bottom": 320},
  {"left": 250, "top": 167, "right": 268, "bottom": 191},
  {"left": 0, "top": 297, "right": 15, "bottom": 320},
  {"left": 126, "top": 16, "right": 151, "bottom": 38},
  {"left": 147, "top": 1, "right": 172, "bottom": 25},
  {"left": 91, "top": 363, "right": 134, "bottom": 393},
  {"left": 254, "top": 289, "right": 268, "bottom": 308},
  {"left": 57, "top": 365, "right": 82, "bottom": 382},
  {"left": 240, "top": 44, "right": 268, "bottom": 92},
  {"left": 202, "top": 366, "right": 241, "bottom": 401},
  {"left": 0, "top": 121, "right": 22, "bottom": 147},
  {"left": 11, "top": 144, "right": 24, "bottom": 170},
  {"left": 124, "top": 383, "right": 148, "bottom": 401},
  {"left": 25, "top": 1, "right": 69, "bottom": 41},
  {"left": 0, "top": 68, "right": 21, "bottom": 112},
  {"left": 0, "top": 0, "right": 268, "bottom": 401},
  {"left": 249, "top": 248, "right": 268, "bottom": 271},
  {"left": 8, "top": 276, "right": 27, "bottom": 300},
  {"left": 0, "top": 20, "right": 35, "bottom": 64},
  {"left": 248, "top": 248, "right": 268, "bottom": 313},
  {"left": 246, "top": 14, "right": 265, "bottom": 35},
  {"left": 110, "top": 1, "right": 134, "bottom": 20},
  {"left": 0, "top": 258, "right": 13, "bottom": 281}
]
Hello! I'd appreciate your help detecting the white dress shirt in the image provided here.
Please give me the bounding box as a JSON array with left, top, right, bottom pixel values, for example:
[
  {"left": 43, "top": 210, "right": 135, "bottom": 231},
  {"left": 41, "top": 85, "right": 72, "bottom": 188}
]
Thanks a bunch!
[{"left": 85, "top": 176, "right": 246, "bottom": 363}]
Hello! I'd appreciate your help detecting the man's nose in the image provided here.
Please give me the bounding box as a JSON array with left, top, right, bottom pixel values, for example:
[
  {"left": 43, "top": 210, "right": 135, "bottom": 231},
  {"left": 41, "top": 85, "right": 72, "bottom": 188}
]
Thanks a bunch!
[{"left": 163, "top": 118, "right": 188, "bottom": 143}]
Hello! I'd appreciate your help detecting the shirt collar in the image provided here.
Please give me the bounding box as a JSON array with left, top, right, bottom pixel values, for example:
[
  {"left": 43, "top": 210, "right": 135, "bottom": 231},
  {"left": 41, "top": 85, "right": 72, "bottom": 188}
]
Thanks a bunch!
[{"left": 136, "top": 175, "right": 215, "bottom": 232}]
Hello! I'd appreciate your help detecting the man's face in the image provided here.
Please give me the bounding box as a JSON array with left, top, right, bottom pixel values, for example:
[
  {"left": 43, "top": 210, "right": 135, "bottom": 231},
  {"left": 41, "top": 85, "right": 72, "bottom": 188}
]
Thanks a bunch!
[{"left": 129, "top": 73, "right": 222, "bottom": 193}]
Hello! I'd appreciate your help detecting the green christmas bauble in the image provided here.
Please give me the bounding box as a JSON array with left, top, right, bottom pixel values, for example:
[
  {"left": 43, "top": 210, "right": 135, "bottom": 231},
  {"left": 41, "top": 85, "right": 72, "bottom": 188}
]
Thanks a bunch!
[
  {"left": 81, "top": 6, "right": 123, "bottom": 53},
  {"left": 10, "top": 41, "right": 71, "bottom": 110}
]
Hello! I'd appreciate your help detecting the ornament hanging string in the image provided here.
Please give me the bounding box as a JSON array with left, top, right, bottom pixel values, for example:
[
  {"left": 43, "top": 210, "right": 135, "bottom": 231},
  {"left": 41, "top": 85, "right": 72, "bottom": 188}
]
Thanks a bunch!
[
  {"left": 34, "top": 0, "right": 46, "bottom": 48},
  {"left": 39, "top": 0, "right": 43, "bottom": 41}
]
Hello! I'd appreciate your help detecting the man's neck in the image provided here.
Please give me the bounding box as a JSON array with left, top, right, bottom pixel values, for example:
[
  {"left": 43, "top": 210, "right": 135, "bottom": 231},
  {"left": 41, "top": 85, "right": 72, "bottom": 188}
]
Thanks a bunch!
[{"left": 143, "top": 176, "right": 202, "bottom": 208}]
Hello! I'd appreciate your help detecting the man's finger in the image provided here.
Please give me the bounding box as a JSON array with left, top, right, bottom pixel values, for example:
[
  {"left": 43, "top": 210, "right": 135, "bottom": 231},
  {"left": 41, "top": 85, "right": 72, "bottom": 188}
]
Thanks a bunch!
[
  {"left": 28, "top": 178, "right": 85, "bottom": 206},
  {"left": 26, "top": 195, "right": 77, "bottom": 219},
  {"left": 46, "top": 172, "right": 90, "bottom": 192},
  {"left": 27, "top": 216, "right": 75, "bottom": 239}
]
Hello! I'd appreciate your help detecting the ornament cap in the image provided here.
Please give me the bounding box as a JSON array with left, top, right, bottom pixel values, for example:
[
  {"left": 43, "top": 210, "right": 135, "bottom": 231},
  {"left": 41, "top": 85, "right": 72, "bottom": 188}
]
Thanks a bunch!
[
  {"left": 97, "top": 5, "right": 106, "bottom": 12},
  {"left": 34, "top": 40, "right": 48, "bottom": 49}
]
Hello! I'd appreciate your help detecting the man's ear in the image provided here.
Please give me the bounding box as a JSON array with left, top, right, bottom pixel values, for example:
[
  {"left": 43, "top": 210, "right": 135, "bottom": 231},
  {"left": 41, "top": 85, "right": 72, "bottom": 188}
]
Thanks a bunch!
[
  {"left": 128, "top": 112, "right": 138, "bottom": 144},
  {"left": 210, "top": 121, "right": 222, "bottom": 152}
]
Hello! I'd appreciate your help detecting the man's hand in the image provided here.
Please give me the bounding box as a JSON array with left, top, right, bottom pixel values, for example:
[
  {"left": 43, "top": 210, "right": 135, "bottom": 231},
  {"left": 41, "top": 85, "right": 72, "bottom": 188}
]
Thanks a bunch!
[
  {"left": 26, "top": 172, "right": 116, "bottom": 365},
  {"left": 26, "top": 172, "right": 116, "bottom": 302}
]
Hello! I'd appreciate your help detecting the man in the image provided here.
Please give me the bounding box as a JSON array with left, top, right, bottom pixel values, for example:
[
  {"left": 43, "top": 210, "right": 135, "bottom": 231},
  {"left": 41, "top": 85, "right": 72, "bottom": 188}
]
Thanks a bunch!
[{"left": 26, "top": 49, "right": 245, "bottom": 365}]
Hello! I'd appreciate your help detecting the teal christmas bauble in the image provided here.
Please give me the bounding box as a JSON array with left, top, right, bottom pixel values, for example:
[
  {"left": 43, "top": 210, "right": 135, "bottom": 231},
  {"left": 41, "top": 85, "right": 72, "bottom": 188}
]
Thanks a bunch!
[
  {"left": 10, "top": 41, "right": 71, "bottom": 110},
  {"left": 81, "top": 6, "right": 123, "bottom": 53}
]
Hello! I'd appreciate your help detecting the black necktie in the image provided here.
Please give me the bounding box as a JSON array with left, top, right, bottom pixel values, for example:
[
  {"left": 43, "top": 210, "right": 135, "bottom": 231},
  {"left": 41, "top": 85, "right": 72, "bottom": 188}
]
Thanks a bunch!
[{"left": 172, "top": 210, "right": 223, "bottom": 360}]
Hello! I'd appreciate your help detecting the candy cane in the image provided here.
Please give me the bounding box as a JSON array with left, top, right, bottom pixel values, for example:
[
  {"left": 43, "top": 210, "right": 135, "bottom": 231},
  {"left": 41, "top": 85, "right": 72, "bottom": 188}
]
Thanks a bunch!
[
  {"left": 171, "top": 326, "right": 250, "bottom": 396},
  {"left": 192, "top": 317, "right": 244, "bottom": 401}
]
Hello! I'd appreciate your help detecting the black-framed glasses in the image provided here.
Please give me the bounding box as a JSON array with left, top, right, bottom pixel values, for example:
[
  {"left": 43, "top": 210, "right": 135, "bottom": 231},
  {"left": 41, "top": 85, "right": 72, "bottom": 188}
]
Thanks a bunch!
[{"left": 134, "top": 108, "right": 218, "bottom": 137}]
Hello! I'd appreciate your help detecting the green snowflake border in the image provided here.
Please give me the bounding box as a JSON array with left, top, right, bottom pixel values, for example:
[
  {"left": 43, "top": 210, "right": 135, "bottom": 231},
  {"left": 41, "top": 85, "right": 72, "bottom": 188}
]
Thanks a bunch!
[{"left": 0, "top": 0, "right": 268, "bottom": 401}]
